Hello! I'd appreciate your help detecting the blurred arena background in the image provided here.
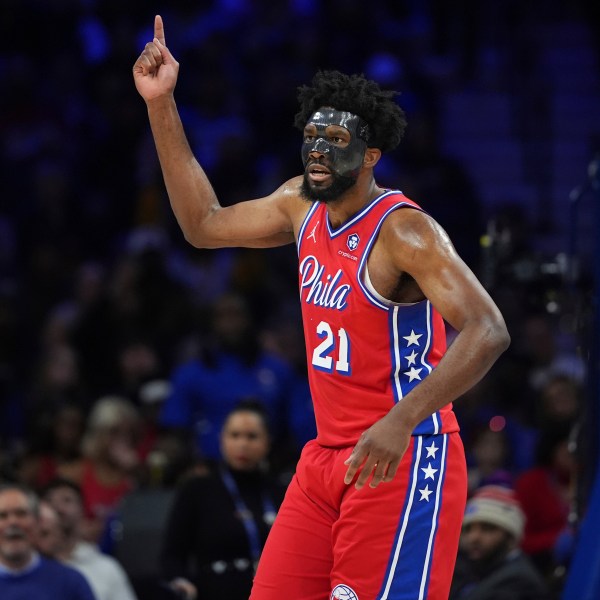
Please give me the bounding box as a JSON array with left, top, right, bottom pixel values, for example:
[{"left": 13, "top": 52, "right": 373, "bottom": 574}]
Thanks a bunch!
[{"left": 0, "top": 1, "right": 599, "bottom": 598}]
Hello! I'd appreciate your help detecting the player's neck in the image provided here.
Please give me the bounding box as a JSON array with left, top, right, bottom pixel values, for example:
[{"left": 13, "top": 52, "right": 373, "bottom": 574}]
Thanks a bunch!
[{"left": 326, "top": 176, "right": 383, "bottom": 229}]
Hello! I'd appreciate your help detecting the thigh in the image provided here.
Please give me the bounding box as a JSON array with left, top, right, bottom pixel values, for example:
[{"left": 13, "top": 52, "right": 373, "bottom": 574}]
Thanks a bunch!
[
  {"left": 250, "top": 469, "right": 334, "bottom": 600},
  {"left": 331, "top": 433, "right": 467, "bottom": 600}
]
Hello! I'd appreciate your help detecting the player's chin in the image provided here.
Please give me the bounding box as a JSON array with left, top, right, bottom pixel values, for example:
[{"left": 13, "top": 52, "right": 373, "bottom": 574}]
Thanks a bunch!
[{"left": 300, "top": 176, "right": 324, "bottom": 201}]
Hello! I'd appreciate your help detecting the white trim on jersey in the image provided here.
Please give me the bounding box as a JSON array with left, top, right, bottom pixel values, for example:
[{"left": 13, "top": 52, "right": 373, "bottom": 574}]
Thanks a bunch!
[
  {"left": 325, "top": 190, "right": 401, "bottom": 238},
  {"left": 391, "top": 304, "right": 404, "bottom": 401},
  {"left": 421, "top": 301, "right": 439, "bottom": 435},
  {"left": 296, "top": 201, "right": 321, "bottom": 256}
]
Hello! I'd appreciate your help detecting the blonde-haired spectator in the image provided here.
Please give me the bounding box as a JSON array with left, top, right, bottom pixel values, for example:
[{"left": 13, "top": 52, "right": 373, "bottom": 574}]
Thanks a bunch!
[{"left": 58, "top": 396, "right": 141, "bottom": 543}]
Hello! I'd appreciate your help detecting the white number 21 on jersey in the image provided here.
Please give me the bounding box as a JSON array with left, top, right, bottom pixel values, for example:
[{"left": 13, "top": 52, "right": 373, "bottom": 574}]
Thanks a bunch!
[{"left": 311, "top": 321, "right": 351, "bottom": 375}]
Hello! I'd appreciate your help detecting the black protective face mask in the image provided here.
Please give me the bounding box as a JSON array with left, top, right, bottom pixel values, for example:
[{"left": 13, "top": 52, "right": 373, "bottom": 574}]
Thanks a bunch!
[{"left": 301, "top": 108, "right": 371, "bottom": 179}]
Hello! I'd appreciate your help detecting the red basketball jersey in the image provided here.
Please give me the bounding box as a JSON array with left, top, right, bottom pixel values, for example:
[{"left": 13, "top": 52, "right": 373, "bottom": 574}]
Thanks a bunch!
[{"left": 297, "top": 190, "right": 459, "bottom": 447}]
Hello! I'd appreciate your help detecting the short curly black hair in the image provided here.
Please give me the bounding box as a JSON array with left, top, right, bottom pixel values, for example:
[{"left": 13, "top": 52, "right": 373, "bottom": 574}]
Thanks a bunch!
[{"left": 294, "top": 70, "right": 407, "bottom": 153}]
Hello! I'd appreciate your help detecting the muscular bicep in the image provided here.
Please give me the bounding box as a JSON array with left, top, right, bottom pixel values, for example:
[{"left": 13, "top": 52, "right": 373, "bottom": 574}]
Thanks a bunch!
[
  {"left": 384, "top": 210, "right": 503, "bottom": 332},
  {"left": 186, "top": 177, "right": 304, "bottom": 249},
  {"left": 198, "top": 197, "right": 293, "bottom": 248}
]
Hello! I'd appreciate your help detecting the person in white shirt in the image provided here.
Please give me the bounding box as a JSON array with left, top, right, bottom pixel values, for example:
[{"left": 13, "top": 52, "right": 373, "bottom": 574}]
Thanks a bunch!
[
  {"left": 36, "top": 500, "right": 64, "bottom": 559},
  {"left": 42, "top": 478, "right": 137, "bottom": 600}
]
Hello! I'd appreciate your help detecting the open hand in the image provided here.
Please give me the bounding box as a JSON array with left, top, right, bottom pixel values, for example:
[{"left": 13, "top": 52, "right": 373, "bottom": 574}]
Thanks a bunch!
[
  {"left": 133, "top": 15, "right": 179, "bottom": 102},
  {"left": 344, "top": 412, "right": 412, "bottom": 490}
]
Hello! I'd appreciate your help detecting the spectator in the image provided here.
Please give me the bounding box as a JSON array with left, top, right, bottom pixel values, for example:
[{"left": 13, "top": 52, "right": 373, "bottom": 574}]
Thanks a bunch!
[
  {"left": 260, "top": 309, "right": 318, "bottom": 472},
  {"left": 466, "top": 425, "right": 513, "bottom": 496},
  {"left": 35, "top": 500, "right": 63, "bottom": 559},
  {"left": 27, "top": 343, "right": 87, "bottom": 417},
  {"left": 0, "top": 4, "right": 596, "bottom": 597},
  {"left": 160, "top": 292, "right": 295, "bottom": 468},
  {"left": 57, "top": 396, "right": 140, "bottom": 544},
  {"left": 536, "top": 374, "right": 581, "bottom": 430},
  {"left": 104, "top": 241, "right": 193, "bottom": 372},
  {"left": 515, "top": 424, "right": 575, "bottom": 578},
  {"left": 519, "top": 314, "right": 586, "bottom": 394},
  {"left": 114, "top": 337, "right": 166, "bottom": 407},
  {"left": 0, "top": 483, "right": 95, "bottom": 600},
  {"left": 19, "top": 401, "right": 85, "bottom": 491},
  {"left": 160, "top": 401, "right": 286, "bottom": 600},
  {"left": 43, "top": 478, "right": 138, "bottom": 600},
  {"left": 450, "top": 485, "right": 550, "bottom": 599}
]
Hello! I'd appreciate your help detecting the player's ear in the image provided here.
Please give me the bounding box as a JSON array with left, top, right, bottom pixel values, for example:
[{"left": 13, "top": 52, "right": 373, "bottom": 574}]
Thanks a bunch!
[{"left": 364, "top": 147, "right": 381, "bottom": 168}]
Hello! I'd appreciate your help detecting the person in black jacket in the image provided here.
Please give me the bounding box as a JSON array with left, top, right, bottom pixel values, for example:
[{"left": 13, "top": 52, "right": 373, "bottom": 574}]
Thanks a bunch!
[
  {"left": 160, "top": 401, "right": 285, "bottom": 600},
  {"left": 450, "top": 485, "right": 551, "bottom": 600}
]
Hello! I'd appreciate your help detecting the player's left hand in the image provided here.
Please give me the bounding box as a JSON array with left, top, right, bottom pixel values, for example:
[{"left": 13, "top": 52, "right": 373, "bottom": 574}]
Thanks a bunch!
[{"left": 343, "top": 411, "right": 412, "bottom": 490}]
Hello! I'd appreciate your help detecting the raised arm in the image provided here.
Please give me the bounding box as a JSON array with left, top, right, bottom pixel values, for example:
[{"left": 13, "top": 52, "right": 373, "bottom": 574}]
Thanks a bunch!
[
  {"left": 345, "top": 208, "right": 510, "bottom": 489},
  {"left": 133, "top": 16, "right": 298, "bottom": 249}
]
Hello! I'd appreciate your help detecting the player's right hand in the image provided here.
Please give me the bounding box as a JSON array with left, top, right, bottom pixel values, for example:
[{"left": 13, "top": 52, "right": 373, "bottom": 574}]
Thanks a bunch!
[{"left": 133, "top": 15, "right": 179, "bottom": 102}]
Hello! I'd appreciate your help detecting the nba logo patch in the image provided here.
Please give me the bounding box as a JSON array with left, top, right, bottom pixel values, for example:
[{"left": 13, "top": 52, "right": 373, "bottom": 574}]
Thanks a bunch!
[
  {"left": 331, "top": 583, "right": 359, "bottom": 600},
  {"left": 347, "top": 233, "right": 360, "bottom": 251}
]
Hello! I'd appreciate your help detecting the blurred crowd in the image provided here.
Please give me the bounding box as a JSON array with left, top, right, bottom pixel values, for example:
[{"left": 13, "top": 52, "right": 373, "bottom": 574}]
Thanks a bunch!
[{"left": 0, "top": 1, "right": 598, "bottom": 599}]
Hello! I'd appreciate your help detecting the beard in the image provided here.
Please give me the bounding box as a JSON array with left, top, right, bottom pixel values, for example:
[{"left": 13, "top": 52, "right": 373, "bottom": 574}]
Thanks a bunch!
[
  {"left": 468, "top": 536, "right": 514, "bottom": 576},
  {"left": 300, "top": 170, "right": 358, "bottom": 204}
]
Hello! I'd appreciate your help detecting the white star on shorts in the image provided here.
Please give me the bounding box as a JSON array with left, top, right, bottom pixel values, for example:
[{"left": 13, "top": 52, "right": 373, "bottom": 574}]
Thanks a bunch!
[
  {"left": 419, "top": 485, "right": 433, "bottom": 502},
  {"left": 421, "top": 462, "right": 438, "bottom": 480}
]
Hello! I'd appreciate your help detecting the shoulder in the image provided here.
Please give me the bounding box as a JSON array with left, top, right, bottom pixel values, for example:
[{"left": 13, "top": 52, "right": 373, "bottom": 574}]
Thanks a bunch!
[
  {"left": 39, "top": 558, "right": 94, "bottom": 591},
  {"left": 276, "top": 175, "right": 304, "bottom": 198},
  {"left": 380, "top": 203, "right": 449, "bottom": 247},
  {"left": 177, "top": 472, "right": 219, "bottom": 496},
  {"left": 43, "top": 557, "right": 79, "bottom": 577},
  {"left": 270, "top": 176, "right": 311, "bottom": 226},
  {"left": 169, "top": 472, "right": 223, "bottom": 513},
  {"left": 502, "top": 553, "right": 549, "bottom": 589},
  {"left": 79, "top": 543, "right": 129, "bottom": 578},
  {"left": 377, "top": 205, "right": 456, "bottom": 271}
]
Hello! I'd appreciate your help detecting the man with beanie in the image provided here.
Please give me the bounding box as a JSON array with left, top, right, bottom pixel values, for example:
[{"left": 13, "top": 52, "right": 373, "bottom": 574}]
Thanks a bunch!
[{"left": 449, "top": 485, "right": 551, "bottom": 600}]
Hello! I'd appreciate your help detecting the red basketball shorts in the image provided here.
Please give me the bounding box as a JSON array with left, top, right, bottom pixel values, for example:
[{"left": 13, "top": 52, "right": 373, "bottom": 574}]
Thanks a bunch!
[{"left": 250, "top": 432, "right": 467, "bottom": 600}]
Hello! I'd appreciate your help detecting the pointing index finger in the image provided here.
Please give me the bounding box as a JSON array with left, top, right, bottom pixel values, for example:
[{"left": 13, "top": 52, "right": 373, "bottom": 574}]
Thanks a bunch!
[{"left": 154, "top": 14, "right": 166, "bottom": 45}]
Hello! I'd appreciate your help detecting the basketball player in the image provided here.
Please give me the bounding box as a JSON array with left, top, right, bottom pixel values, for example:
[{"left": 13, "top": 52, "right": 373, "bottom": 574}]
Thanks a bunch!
[{"left": 133, "top": 15, "right": 510, "bottom": 600}]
